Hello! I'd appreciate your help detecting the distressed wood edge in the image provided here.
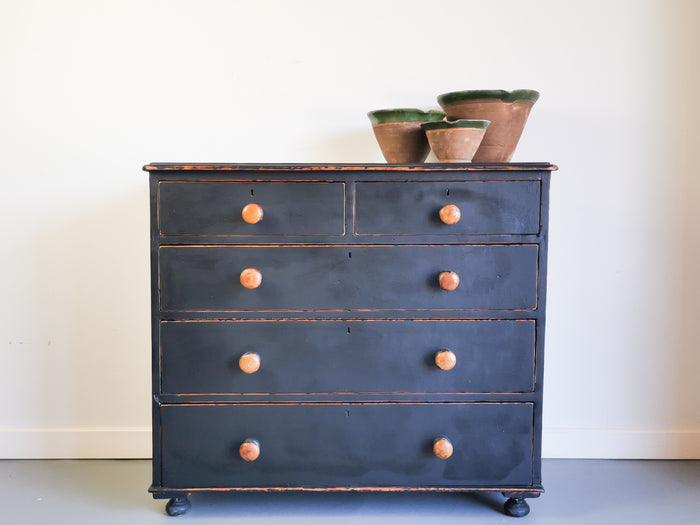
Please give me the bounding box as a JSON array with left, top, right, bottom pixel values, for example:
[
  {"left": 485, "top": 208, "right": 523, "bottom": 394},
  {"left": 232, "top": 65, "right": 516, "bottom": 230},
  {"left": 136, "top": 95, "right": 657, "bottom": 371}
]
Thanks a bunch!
[
  {"left": 158, "top": 390, "right": 538, "bottom": 398},
  {"left": 155, "top": 394, "right": 540, "bottom": 405},
  {"left": 149, "top": 485, "right": 544, "bottom": 496},
  {"left": 158, "top": 401, "right": 535, "bottom": 407},
  {"left": 157, "top": 241, "right": 541, "bottom": 248},
  {"left": 143, "top": 163, "right": 558, "bottom": 172}
]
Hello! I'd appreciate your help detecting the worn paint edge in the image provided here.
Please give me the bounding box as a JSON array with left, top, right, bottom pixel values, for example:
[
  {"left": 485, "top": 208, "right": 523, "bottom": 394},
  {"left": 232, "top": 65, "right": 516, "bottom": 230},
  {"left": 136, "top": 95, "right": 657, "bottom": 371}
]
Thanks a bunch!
[
  {"left": 144, "top": 164, "right": 558, "bottom": 172},
  {"left": 149, "top": 486, "right": 544, "bottom": 494}
]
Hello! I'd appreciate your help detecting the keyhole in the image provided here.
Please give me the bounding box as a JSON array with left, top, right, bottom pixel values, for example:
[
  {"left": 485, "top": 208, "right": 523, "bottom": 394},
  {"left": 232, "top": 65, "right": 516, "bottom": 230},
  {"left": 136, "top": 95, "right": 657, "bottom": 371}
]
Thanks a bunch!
[
  {"left": 250, "top": 189, "right": 254, "bottom": 197},
  {"left": 347, "top": 326, "right": 351, "bottom": 334},
  {"left": 348, "top": 252, "right": 352, "bottom": 259},
  {"left": 445, "top": 188, "right": 450, "bottom": 196}
]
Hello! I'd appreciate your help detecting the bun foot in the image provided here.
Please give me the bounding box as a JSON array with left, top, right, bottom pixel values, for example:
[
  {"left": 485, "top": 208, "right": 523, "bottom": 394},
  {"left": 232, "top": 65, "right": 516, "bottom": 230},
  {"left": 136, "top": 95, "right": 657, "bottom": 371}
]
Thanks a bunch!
[
  {"left": 504, "top": 497, "right": 530, "bottom": 517},
  {"left": 165, "top": 496, "right": 191, "bottom": 516}
]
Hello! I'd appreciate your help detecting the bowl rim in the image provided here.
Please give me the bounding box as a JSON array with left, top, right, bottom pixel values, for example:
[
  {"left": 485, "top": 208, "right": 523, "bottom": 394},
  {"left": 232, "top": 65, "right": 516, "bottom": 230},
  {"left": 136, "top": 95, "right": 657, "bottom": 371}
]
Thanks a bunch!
[
  {"left": 367, "top": 108, "right": 446, "bottom": 125},
  {"left": 437, "top": 89, "right": 540, "bottom": 107},
  {"left": 421, "top": 119, "right": 491, "bottom": 131}
]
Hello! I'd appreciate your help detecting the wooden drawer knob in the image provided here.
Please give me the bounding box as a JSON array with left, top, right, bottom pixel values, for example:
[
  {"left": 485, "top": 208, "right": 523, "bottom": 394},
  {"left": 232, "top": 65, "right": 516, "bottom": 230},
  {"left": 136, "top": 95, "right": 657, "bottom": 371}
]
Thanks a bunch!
[
  {"left": 438, "top": 271, "right": 460, "bottom": 291},
  {"left": 242, "top": 203, "right": 263, "bottom": 224},
  {"left": 439, "top": 204, "right": 461, "bottom": 225},
  {"left": 239, "top": 439, "right": 260, "bottom": 462},
  {"left": 239, "top": 352, "right": 261, "bottom": 374},
  {"left": 435, "top": 350, "right": 456, "bottom": 371},
  {"left": 240, "top": 268, "right": 262, "bottom": 289},
  {"left": 433, "top": 437, "right": 453, "bottom": 460}
]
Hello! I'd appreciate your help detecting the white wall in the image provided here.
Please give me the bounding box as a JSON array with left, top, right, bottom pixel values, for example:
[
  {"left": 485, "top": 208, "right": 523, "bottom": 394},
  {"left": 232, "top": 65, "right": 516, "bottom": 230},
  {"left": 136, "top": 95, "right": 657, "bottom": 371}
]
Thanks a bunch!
[{"left": 1, "top": 0, "right": 698, "bottom": 459}]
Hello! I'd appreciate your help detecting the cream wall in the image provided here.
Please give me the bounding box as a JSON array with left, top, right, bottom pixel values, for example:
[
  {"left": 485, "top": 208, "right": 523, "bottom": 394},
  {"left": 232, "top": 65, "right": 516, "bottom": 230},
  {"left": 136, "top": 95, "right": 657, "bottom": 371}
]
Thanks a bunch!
[{"left": 1, "top": 0, "right": 698, "bottom": 459}]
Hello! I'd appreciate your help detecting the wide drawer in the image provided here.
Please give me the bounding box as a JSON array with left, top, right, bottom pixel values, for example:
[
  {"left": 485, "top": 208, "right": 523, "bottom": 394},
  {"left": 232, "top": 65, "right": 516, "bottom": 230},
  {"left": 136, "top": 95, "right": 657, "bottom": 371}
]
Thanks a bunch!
[
  {"left": 158, "top": 181, "right": 345, "bottom": 236},
  {"left": 160, "top": 403, "right": 534, "bottom": 488},
  {"left": 159, "top": 245, "right": 538, "bottom": 311},
  {"left": 355, "top": 181, "right": 541, "bottom": 235},
  {"left": 160, "top": 320, "right": 535, "bottom": 394}
]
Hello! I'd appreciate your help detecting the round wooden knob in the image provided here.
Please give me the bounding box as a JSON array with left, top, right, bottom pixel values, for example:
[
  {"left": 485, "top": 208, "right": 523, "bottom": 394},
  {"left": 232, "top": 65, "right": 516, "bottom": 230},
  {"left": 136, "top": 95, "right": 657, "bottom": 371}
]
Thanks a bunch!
[
  {"left": 239, "top": 352, "right": 261, "bottom": 374},
  {"left": 242, "top": 203, "right": 263, "bottom": 224},
  {"left": 240, "top": 268, "right": 262, "bottom": 289},
  {"left": 435, "top": 350, "right": 456, "bottom": 371},
  {"left": 438, "top": 271, "right": 460, "bottom": 291},
  {"left": 239, "top": 439, "right": 260, "bottom": 462},
  {"left": 439, "top": 204, "right": 461, "bottom": 225},
  {"left": 433, "top": 438, "right": 453, "bottom": 460}
]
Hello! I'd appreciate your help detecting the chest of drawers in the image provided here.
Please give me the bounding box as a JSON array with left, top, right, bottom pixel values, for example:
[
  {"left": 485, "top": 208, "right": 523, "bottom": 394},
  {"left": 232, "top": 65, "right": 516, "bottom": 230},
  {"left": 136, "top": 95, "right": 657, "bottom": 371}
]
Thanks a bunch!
[{"left": 145, "top": 162, "right": 556, "bottom": 517}]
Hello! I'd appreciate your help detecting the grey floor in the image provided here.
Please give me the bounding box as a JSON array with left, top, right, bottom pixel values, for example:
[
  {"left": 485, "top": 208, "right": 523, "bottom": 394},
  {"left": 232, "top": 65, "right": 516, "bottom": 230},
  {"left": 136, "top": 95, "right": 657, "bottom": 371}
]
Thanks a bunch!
[{"left": 0, "top": 460, "right": 698, "bottom": 524}]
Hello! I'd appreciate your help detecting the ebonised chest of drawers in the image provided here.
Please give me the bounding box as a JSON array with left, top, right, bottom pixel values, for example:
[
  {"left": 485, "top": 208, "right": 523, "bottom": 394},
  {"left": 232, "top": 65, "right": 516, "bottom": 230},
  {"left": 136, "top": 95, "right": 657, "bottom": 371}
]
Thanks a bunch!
[{"left": 146, "top": 162, "right": 556, "bottom": 517}]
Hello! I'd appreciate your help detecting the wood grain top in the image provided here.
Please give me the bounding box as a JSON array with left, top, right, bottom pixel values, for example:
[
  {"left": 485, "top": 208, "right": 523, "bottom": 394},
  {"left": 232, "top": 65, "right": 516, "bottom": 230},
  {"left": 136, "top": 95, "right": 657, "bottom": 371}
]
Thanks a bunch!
[{"left": 144, "top": 162, "right": 557, "bottom": 172}]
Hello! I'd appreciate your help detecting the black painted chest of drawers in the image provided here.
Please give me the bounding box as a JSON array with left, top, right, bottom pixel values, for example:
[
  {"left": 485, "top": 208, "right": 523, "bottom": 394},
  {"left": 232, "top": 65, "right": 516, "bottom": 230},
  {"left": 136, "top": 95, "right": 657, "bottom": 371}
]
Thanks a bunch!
[{"left": 146, "top": 162, "right": 556, "bottom": 517}]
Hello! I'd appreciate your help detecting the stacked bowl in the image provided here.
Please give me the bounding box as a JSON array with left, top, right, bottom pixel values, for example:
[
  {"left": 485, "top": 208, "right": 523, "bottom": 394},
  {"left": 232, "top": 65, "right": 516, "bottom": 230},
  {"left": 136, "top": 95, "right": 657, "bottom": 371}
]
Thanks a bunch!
[{"left": 367, "top": 109, "right": 446, "bottom": 163}]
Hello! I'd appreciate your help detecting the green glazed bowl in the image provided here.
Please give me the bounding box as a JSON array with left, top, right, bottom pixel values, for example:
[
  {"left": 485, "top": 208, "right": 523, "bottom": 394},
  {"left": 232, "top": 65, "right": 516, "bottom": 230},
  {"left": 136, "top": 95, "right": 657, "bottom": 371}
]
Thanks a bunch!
[
  {"left": 421, "top": 119, "right": 490, "bottom": 131},
  {"left": 437, "top": 89, "right": 540, "bottom": 108},
  {"left": 420, "top": 119, "right": 491, "bottom": 163},
  {"left": 435, "top": 89, "right": 540, "bottom": 162},
  {"left": 367, "top": 108, "right": 446, "bottom": 125}
]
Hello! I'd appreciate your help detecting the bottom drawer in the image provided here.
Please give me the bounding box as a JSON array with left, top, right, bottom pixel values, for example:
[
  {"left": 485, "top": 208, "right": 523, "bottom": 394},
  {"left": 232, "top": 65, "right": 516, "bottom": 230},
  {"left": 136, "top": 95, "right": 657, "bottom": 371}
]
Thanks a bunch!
[{"left": 160, "top": 403, "right": 534, "bottom": 488}]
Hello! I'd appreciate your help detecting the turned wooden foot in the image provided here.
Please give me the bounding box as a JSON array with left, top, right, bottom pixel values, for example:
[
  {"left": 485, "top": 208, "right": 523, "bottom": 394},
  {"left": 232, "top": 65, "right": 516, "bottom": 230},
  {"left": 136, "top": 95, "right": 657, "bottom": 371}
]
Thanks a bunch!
[
  {"left": 504, "top": 497, "right": 530, "bottom": 517},
  {"left": 165, "top": 496, "right": 191, "bottom": 516}
]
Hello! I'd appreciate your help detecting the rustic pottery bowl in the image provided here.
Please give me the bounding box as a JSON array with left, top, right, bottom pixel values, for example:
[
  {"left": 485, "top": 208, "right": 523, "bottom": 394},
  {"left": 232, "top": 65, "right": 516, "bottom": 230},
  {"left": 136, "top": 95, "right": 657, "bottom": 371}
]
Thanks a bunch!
[
  {"left": 437, "top": 89, "right": 539, "bottom": 162},
  {"left": 368, "top": 109, "right": 445, "bottom": 163},
  {"left": 421, "top": 119, "right": 490, "bottom": 162}
]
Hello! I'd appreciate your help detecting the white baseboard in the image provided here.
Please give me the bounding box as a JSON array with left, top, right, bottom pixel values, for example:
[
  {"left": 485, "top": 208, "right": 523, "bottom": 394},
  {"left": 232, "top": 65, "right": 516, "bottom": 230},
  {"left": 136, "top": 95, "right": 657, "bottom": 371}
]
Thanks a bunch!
[
  {"left": 0, "top": 427, "right": 151, "bottom": 459},
  {"left": 1, "top": 427, "right": 699, "bottom": 459},
  {"left": 543, "top": 428, "right": 700, "bottom": 459}
]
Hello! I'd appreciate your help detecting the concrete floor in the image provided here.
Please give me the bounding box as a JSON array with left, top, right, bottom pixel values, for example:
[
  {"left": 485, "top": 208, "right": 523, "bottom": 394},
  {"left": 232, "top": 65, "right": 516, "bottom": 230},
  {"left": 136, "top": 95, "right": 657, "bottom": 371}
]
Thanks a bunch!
[{"left": 0, "top": 460, "right": 698, "bottom": 524}]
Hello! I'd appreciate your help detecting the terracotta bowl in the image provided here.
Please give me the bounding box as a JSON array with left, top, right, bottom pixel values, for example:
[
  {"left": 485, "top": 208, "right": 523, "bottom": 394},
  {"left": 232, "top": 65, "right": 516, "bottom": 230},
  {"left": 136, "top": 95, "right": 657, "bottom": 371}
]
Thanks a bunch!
[
  {"left": 421, "top": 120, "right": 490, "bottom": 163},
  {"left": 437, "top": 90, "right": 539, "bottom": 162},
  {"left": 368, "top": 109, "right": 445, "bottom": 163}
]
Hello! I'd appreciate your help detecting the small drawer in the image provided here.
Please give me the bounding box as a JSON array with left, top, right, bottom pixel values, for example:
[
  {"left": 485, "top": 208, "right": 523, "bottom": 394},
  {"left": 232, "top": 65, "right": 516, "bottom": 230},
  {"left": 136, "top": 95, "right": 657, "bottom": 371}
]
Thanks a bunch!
[
  {"left": 355, "top": 181, "right": 540, "bottom": 235},
  {"left": 158, "top": 181, "right": 345, "bottom": 236},
  {"left": 160, "top": 320, "right": 535, "bottom": 394},
  {"left": 159, "top": 245, "right": 538, "bottom": 311},
  {"left": 160, "top": 403, "right": 534, "bottom": 488}
]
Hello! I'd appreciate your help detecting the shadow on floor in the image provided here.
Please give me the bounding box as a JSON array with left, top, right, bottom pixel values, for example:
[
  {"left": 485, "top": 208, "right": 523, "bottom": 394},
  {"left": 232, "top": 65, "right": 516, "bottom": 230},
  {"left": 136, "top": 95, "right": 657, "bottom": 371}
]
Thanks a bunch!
[{"left": 181, "top": 490, "right": 507, "bottom": 519}]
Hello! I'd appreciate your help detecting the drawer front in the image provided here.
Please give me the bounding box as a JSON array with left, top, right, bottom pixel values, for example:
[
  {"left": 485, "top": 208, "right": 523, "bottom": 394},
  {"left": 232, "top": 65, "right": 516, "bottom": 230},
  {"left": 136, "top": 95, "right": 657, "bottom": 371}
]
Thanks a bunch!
[
  {"left": 159, "top": 245, "right": 538, "bottom": 311},
  {"left": 160, "top": 320, "right": 535, "bottom": 394},
  {"left": 355, "top": 181, "right": 540, "bottom": 235},
  {"left": 158, "top": 182, "right": 345, "bottom": 236},
  {"left": 160, "top": 403, "right": 534, "bottom": 488}
]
